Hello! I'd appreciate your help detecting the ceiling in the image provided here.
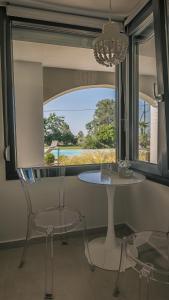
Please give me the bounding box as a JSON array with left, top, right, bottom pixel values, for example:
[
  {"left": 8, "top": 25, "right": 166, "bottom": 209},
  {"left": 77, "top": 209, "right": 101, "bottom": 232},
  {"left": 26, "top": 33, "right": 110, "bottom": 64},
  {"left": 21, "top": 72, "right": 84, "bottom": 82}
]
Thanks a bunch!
[
  {"left": 26, "top": 0, "right": 143, "bottom": 14},
  {"left": 0, "top": 0, "right": 148, "bottom": 19},
  {"left": 13, "top": 40, "right": 156, "bottom": 76},
  {"left": 13, "top": 40, "right": 115, "bottom": 72},
  {"left": 10, "top": 0, "right": 154, "bottom": 75}
]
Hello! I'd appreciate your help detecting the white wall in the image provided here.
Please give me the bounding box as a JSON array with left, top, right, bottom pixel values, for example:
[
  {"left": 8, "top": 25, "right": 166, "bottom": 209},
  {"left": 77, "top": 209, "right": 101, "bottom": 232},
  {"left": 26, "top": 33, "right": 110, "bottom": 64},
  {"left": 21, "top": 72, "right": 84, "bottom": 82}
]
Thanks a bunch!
[
  {"left": 1, "top": 171, "right": 169, "bottom": 243},
  {"left": 14, "top": 61, "right": 44, "bottom": 167},
  {"left": 126, "top": 180, "right": 169, "bottom": 232},
  {"left": 0, "top": 176, "right": 128, "bottom": 243},
  {"left": 0, "top": 58, "right": 126, "bottom": 243},
  {"left": 43, "top": 67, "right": 115, "bottom": 101},
  {"left": 1, "top": 59, "right": 169, "bottom": 243}
]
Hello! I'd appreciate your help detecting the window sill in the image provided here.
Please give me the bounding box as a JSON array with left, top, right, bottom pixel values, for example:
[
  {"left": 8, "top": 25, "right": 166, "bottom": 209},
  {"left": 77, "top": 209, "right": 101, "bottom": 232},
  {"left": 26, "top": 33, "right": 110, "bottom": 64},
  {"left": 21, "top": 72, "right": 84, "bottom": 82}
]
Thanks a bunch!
[
  {"left": 8, "top": 163, "right": 118, "bottom": 180},
  {"left": 9, "top": 161, "right": 169, "bottom": 187},
  {"left": 12, "top": 163, "right": 101, "bottom": 181},
  {"left": 131, "top": 167, "right": 169, "bottom": 187}
]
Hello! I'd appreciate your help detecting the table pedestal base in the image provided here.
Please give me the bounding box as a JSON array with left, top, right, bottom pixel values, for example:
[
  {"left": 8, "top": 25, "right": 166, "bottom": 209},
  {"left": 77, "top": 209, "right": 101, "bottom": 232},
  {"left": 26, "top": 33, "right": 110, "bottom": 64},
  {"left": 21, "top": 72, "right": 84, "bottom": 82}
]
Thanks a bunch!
[{"left": 85, "top": 237, "right": 137, "bottom": 271}]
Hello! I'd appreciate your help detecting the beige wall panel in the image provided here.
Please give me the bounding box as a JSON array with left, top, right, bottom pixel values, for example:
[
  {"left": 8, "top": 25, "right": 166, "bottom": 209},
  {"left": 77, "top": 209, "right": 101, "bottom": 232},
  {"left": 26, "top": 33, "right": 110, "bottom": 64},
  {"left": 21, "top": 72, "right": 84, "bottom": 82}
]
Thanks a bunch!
[
  {"left": 14, "top": 61, "right": 44, "bottom": 167},
  {"left": 43, "top": 67, "right": 115, "bottom": 101}
]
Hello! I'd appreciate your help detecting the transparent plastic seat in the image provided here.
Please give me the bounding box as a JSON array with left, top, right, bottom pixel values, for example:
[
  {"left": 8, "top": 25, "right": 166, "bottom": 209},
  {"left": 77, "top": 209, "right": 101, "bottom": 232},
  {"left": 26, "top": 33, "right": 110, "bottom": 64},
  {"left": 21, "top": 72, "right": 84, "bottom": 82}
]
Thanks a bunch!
[
  {"left": 17, "top": 167, "right": 92, "bottom": 300},
  {"left": 34, "top": 207, "right": 81, "bottom": 234},
  {"left": 114, "top": 230, "right": 169, "bottom": 300}
]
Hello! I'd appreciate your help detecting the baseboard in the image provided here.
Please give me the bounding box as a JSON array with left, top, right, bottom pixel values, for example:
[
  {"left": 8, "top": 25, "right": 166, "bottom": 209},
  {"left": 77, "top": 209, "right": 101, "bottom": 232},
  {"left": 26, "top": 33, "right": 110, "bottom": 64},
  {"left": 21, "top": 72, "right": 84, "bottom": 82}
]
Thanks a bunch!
[
  {"left": 0, "top": 223, "right": 132, "bottom": 250},
  {"left": 0, "top": 226, "right": 106, "bottom": 250}
]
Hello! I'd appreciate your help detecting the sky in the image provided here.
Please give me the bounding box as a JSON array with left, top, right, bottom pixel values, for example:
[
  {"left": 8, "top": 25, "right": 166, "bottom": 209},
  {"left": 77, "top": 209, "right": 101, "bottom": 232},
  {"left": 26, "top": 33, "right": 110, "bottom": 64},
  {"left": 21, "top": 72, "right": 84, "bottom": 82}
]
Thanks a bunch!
[{"left": 43, "top": 87, "right": 116, "bottom": 135}]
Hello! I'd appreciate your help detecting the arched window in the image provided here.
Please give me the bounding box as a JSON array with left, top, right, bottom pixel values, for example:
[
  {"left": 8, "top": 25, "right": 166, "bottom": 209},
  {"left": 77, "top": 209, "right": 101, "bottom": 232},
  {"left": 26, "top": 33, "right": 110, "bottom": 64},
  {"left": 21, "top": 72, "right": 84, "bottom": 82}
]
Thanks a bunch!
[{"left": 43, "top": 86, "right": 117, "bottom": 166}]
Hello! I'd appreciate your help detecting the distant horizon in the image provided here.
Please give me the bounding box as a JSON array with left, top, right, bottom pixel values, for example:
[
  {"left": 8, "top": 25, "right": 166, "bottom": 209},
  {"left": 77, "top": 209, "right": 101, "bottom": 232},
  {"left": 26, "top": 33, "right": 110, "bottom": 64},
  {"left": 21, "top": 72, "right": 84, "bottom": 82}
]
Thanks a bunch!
[{"left": 43, "top": 87, "right": 116, "bottom": 135}]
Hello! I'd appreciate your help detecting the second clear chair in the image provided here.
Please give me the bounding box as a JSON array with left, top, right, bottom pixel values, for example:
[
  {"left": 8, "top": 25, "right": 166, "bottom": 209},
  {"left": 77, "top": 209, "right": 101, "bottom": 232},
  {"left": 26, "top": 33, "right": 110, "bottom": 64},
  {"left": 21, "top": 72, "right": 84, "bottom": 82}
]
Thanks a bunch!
[{"left": 113, "top": 230, "right": 169, "bottom": 300}]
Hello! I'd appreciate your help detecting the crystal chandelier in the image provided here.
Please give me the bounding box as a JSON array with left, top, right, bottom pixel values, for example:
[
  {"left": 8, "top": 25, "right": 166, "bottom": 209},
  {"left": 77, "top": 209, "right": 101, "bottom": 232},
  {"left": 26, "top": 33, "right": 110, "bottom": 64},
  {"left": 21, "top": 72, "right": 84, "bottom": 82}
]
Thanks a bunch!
[{"left": 93, "top": 1, "right": 129, "bottom": 67}]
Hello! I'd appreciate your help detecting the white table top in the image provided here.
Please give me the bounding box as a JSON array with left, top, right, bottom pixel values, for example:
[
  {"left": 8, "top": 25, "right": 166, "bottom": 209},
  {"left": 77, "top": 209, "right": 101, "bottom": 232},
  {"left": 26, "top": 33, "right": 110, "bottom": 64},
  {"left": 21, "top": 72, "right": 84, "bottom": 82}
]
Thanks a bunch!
[{"left": 78, "top": 170, "right": 145, "bottom": 186}]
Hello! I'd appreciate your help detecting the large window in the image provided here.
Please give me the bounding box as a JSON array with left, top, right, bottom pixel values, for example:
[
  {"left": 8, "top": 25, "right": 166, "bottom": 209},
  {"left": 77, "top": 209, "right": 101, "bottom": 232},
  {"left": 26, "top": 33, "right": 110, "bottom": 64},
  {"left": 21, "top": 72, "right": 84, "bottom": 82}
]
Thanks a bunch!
[
  {"left": 127, "top": 0, "right": 169, "bottom": 180},
  {"left": 128, "top": 16, "right": 160, "bottom": 173},
  {"left": 11, "top": 20, "right": 117, "bottom": 172},
  {"left": 2, "top": 1, "right": 169, "bottom": 183}
]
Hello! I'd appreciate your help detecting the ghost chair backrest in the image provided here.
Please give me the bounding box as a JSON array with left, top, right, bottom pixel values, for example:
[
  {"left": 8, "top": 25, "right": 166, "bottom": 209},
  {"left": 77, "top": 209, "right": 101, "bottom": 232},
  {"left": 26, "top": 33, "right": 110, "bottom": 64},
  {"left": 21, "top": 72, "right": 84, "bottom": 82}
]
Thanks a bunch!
[
  {"left": 17, "top": 166, "right": 66, "bottom": 213},
  {"left": 17, "top": 168, "right": 40, "bottom": 215}
]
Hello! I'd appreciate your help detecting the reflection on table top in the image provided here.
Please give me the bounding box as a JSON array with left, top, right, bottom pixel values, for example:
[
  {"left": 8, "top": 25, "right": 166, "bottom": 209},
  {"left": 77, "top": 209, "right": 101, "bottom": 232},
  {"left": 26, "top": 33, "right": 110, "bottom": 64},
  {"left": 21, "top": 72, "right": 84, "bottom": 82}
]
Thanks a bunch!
[{"left": 78, "top": 170, "right": 145, "bottom": 186}]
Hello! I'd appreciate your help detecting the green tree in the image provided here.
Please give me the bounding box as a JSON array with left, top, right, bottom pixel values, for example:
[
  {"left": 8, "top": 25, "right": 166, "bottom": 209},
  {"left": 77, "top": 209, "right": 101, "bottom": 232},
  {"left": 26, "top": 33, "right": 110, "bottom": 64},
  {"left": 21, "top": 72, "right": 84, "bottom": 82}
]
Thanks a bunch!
[
  {"left": 84, "top": 99, "right": 116, "bottom": 149},
  {"left": 86, "top": 99, "right": 116, "bottom": 134},
  {"left": 83, "top": 135, "right": 99, "bottom": 149},
  {"left": 139, "top": 121, "right": 150, "bottom": 149},
  {"left": 44, "top": 113, "right": 76, "bottom": 146},
  {"left": 96, "top": 124, "right": 116, "bottom": 148},
  {"left": 77, "top": 131, "right": 85, "bottom": 145}
]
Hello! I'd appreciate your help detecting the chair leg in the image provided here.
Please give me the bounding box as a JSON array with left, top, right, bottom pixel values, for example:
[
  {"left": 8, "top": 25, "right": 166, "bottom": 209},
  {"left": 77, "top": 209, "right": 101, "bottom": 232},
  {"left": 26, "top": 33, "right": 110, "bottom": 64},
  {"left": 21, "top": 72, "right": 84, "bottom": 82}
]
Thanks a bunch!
[
  {"left": 18, "top": 214, "right": 32, "bottom": 268},
  {"left": 82, "top": 216, "right": 95, "bottom": 272},
  {"left": 44, "top": 229, "right": 54, "bottom": 300},
  {"left": 138, "top": 273, "right": 142, "bottom": 300},
  {"left": 145, "top": 275, "right": 151, "bottom": 300},
  {"left": 113, "top": 238, "right": 126, "bottom": 297},
  {"left": 138, "top": 264, "right": 152, "bottom": 300},
  {"left": 138, "top": 275, "right": 151, "bottom": 300}
]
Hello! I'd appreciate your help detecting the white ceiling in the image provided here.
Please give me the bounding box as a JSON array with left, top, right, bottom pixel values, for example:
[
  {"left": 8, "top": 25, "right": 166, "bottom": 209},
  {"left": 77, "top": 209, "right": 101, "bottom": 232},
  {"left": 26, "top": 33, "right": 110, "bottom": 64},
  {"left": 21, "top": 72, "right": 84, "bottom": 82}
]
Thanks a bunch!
[
  {"left": 0, "top": 0, "right": 148, "bottom": 19},
  {"left": 13, "top": 40, "right": 156, "bottom": 76},
  {"left": 13, "top": 40, "right": 115, "bottom": 72},
  {"left": 9, "top": 0, "right": 154, "bottom": 74},
  {"left": 22, "top": 0, "right": 143, "bottom": 14}
]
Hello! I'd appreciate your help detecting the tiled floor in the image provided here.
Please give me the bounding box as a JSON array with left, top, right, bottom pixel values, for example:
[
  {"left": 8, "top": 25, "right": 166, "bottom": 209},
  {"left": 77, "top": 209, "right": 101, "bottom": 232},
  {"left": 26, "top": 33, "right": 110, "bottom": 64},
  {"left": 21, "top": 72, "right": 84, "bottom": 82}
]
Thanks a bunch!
[{"left": 0, "top": 234, "right": 169, "bottom": 300}]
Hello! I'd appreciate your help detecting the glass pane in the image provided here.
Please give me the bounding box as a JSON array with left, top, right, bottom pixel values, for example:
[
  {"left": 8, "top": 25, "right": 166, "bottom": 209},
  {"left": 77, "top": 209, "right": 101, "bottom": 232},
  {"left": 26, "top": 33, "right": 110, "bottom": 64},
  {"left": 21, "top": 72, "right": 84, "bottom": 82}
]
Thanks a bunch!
[
  {"left": 12, "top": 22, "right": 117, "bottom": 167},
  {"left": 136, "top": 33, "right": 158, "bottom": 164},
  {"left": 43, "top": 87, "right": 116, "bottom": 166}
]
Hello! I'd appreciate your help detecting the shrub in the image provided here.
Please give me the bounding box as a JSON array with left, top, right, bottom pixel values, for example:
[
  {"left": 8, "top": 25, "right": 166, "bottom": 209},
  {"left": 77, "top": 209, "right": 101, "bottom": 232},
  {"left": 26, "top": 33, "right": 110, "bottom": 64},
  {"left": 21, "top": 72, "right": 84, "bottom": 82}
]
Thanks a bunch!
[
  {"left": 59, "top": 149, "right": 116, "bottom": 166},
  {"left": 45, "top": 152, "right": 55, "bottom": 165}
]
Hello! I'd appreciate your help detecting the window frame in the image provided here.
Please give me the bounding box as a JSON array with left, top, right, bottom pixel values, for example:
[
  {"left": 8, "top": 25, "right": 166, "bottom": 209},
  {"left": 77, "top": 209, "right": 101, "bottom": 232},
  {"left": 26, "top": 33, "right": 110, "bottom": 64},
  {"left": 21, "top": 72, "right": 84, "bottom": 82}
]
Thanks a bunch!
[
  {"left": 0, "top": 8, "right": 120, "bottom": 180},
  {"left": 129, "top": 24, "right": 161, "bottom": 175},
  {"left": 125, "top": 0, "right": 169, "bottom": 184},
  {"left": 0, "top": 8, "right": 18, "bottom": 180}
]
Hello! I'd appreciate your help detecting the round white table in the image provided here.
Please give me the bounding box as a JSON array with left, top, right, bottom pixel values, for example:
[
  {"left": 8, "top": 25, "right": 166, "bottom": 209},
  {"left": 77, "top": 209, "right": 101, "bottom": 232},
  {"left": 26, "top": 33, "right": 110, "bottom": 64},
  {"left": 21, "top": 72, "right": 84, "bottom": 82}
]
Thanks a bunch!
[{"left": 78, "top": 170, "right": 145, "bottom": 271}]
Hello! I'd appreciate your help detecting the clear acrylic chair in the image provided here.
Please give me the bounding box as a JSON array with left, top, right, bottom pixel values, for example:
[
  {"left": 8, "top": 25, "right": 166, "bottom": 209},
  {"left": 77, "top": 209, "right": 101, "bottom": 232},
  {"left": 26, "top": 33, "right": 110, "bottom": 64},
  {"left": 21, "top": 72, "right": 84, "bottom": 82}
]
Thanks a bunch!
[
  {"left": 17, "top": 167, "right": 93, "bottom": 300},
  {"left": 113, "top": 230, "right": 169, "bottom": 300}
]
